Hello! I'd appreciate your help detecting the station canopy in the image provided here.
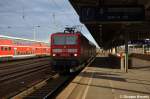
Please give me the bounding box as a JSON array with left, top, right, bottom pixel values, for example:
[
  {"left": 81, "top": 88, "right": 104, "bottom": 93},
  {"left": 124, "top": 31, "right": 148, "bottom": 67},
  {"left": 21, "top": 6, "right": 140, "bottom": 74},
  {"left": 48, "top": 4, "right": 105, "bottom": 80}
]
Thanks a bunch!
[{"left": 69, "top": 0, "right": 150, "bottom": 49}]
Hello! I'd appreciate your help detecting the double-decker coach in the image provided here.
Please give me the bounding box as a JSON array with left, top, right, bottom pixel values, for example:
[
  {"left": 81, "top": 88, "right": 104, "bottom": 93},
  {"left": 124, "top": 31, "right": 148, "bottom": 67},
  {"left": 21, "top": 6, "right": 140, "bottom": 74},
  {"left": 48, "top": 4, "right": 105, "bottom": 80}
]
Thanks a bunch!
[
  {"left": 0, "top": 35, "right": 50, "bottom": 61},
  {"left": 51, "top": 28, "right": 96, "bottom": 73}
]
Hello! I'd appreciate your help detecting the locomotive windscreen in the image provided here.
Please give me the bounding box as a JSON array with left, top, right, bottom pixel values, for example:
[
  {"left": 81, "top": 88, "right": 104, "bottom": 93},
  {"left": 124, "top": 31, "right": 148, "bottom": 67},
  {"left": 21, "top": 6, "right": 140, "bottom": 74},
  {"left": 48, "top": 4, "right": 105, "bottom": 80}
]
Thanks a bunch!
[{"left": 53, "top": 36, "right": 77, "bottom": 45}]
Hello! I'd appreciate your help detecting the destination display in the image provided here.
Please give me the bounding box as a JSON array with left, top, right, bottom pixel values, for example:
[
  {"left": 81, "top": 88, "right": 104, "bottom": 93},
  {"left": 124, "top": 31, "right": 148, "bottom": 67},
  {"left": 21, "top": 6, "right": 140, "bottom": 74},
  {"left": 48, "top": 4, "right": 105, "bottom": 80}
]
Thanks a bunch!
[{"left": 80, "top": 5, "right": 145, "bottom": 22}]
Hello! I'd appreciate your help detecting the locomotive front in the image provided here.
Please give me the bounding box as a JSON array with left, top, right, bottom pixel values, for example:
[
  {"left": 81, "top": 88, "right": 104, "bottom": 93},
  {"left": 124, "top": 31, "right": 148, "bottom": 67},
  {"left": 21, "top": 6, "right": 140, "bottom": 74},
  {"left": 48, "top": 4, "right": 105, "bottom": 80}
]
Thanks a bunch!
[{"left": 51, "top": 31, "right": 81, "bottom": 73}]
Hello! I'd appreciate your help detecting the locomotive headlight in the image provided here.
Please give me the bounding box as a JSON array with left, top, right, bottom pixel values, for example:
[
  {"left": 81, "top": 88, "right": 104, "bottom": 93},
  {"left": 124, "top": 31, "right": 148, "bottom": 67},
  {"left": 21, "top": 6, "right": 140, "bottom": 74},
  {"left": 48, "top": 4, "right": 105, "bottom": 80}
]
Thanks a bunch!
[
  {"left": 52, "top": 54, "right": 56, "bottom": 56},
  {"left": 74, "top": 53, "right": 77, "bottom": 56}
]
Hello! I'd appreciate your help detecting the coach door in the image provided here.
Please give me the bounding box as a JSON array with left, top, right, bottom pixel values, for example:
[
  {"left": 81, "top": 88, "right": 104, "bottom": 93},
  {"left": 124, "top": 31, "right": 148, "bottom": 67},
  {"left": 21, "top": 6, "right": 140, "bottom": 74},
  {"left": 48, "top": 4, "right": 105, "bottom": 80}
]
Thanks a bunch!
[{"left": 14, "top": 48, "right": 17, "bottom": 55}]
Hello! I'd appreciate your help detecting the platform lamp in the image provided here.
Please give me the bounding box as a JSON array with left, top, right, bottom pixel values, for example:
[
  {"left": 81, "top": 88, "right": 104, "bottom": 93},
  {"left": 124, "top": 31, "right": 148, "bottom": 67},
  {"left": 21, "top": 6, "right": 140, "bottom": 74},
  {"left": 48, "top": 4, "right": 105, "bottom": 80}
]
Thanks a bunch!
[{"left": 33, "top": 25, "right": 40, "bottom": 40}]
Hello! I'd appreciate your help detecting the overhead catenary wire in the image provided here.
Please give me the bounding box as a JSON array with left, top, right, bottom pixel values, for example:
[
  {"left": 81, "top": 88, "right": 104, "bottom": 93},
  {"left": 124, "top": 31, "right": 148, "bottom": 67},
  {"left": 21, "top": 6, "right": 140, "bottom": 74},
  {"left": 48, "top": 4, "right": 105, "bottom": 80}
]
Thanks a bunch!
[
  {"left": 50, "top": 0, "right": 79, "bottom": 27},
  {"left": 0, "top": 0, "right": 81, "bottom": 36},
  {"left": 0, "top": 0, "right": 78, "bottom": 28}
]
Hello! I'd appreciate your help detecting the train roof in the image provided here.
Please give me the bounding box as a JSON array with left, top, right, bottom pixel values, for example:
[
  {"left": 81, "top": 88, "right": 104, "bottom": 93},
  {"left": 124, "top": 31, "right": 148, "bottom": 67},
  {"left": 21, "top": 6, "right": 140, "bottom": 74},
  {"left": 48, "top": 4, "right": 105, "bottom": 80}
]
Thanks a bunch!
[
  {"left": 0, "top": 35, "right": 49, "bottom": 44},
  {"left": 51, "top": 32, "right": 81, "bottom": 35},
  {"left": 51, "top": 32, "right": 96, "bottom": 47}
]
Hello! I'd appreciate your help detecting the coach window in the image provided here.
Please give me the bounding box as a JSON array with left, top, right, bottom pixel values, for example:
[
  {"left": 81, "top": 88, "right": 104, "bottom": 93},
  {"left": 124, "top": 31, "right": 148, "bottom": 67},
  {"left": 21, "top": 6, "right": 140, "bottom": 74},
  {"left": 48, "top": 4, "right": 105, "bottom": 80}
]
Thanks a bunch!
[
  {"left": 17, "top": 52, "right": 20, "bottom": 55},
  {"left": 5, "top": 47, "right": 7, "bottom": 51},
  {"left": 8, "top": 47, "right": 11, "bottom": 51},
  {"left": 2, "top": 47, "right": 5, "bottom": 51},
  {"left": 1, "top": 47, "right": 3, "bottom": 51}
]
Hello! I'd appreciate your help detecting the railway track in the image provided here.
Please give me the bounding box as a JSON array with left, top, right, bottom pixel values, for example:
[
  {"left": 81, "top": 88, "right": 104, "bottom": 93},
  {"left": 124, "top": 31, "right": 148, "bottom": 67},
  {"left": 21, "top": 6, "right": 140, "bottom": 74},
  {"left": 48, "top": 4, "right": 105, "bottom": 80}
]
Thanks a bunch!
[
  {"left": 0, "top": 64, "right": 49, "bottom": 83},
  {"left": 0, "top": 57, "right": 55, "bottom": 98},
  {"left": 17, "top": 57, "right": 95, "bottom": 99},
  {"left": 0, "top": 57, "right": 94, "bottom": 98},
  {"left": 0, "top": 57, "right": 51, "bottom": 70},
  {"left": 14, "top": 73, "right": 77, "bottom": 99},
  {"left": 0, "top": 58, "right": 51, "bottom": 83},
  {"left": 0, "top": 62, "right": 49, "bottom": 75}
]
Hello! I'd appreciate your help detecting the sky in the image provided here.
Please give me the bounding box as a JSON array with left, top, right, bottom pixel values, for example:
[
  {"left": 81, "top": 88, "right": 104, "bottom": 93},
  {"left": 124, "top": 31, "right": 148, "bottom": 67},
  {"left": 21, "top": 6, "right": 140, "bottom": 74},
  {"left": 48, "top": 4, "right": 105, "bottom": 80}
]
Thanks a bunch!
[{"left": 0, "top": 0, "right": 98, "bottom": 47}]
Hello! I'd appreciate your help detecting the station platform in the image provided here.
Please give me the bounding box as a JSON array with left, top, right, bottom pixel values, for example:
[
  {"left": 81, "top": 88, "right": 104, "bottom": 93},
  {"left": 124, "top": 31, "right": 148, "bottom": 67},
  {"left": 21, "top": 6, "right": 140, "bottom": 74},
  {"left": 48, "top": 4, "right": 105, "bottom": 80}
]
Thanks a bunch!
[{"left": 56, "top": 56, "right": 150, "bottom": 99}]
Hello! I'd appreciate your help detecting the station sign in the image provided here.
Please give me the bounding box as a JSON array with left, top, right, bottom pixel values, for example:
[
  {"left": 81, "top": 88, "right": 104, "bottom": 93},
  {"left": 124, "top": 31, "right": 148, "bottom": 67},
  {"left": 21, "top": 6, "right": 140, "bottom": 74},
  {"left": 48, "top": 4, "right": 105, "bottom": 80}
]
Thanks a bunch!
[
  {"left": 80, "top": 5, "right": 145, "bottom": 23},
  {"left": 129, "top": 40, "right": 150, "bottom": 45}
]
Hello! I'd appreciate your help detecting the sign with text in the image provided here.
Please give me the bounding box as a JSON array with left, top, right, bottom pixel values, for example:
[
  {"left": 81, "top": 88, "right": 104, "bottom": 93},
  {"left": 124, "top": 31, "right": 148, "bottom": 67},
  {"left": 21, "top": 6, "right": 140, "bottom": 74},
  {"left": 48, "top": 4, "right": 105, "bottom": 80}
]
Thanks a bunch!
[{"left": 80, "top": 5, "right": 145, "bottom": 22}]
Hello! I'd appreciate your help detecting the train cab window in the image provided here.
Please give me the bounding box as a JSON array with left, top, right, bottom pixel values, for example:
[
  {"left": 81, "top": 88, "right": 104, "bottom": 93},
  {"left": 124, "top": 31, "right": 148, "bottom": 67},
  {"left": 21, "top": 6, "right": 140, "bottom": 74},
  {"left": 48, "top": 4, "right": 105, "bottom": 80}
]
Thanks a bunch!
[
  {"left": 53, "top": 36, "right": 77, "bottom": 45},
  {"left": 66, "top": 36, "right": 77, "bottom": 45}
]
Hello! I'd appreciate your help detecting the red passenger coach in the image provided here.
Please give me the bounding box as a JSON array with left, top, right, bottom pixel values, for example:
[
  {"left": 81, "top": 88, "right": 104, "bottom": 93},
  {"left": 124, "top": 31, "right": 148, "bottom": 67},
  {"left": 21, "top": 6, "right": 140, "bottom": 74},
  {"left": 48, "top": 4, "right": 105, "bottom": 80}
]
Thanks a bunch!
[
  {"left": 0, "top": 35, "right": 50, "bottom": 61},
  {"left": 0, "top": 38, "right": 14, "bottom": 58},
  {"left": 51, "top": 28, "right": 96, "bottom": 73}
]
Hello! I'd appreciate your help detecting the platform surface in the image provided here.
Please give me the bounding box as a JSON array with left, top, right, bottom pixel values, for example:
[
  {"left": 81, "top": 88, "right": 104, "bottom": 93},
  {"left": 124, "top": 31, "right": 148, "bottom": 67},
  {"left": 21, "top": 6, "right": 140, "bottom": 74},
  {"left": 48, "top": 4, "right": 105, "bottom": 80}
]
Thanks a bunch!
[{"left": 56, "top": 57, "right": 150, "bottom": 99}]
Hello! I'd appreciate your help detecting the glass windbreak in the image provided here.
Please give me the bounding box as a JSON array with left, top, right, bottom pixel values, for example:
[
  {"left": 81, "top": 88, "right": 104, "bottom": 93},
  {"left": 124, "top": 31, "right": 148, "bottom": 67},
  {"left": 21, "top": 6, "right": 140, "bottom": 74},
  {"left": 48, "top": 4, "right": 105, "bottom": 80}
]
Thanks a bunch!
[{"left": 53, "top": 36, "right": 77, "bottom": 45}]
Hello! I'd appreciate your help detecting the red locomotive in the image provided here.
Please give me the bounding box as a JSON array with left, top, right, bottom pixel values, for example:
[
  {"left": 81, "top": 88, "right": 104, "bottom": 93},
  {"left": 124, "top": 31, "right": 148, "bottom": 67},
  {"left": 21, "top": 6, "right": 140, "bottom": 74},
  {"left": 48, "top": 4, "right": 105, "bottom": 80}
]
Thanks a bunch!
[
  {"left": 51, "top": 28, "right": 96, "bottom": 73},
  {"left": 0, "top": 35, "right": 50, "bottom": 61}
]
